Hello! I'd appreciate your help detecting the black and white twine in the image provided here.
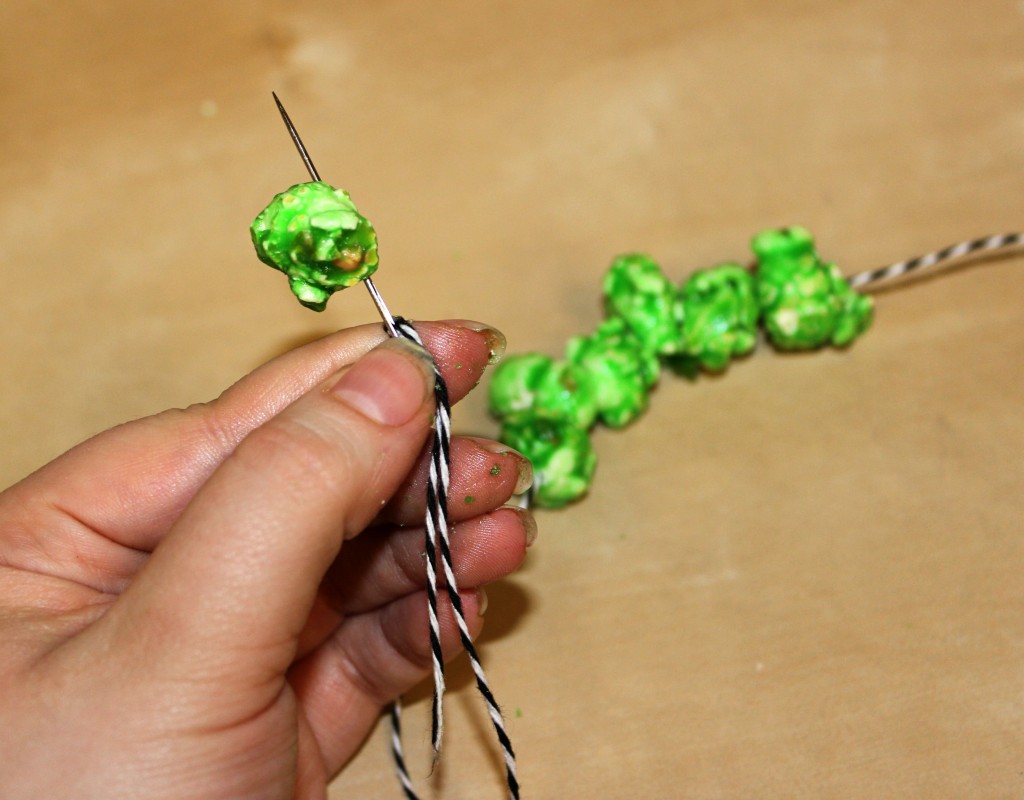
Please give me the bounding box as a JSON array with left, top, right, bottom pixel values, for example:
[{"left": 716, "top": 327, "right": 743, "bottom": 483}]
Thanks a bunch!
[
  {"left": 389, "top": 703, "right": 417, "bottom": 800},
  {"left": 391, "top": 318, "right": 520, "bottom": 800},
  {"left": 269, "top": 95, "right": 517, "bottom": 800},
  {"left": 848, "top": 232, "right": 1024, "bottom": 289}
]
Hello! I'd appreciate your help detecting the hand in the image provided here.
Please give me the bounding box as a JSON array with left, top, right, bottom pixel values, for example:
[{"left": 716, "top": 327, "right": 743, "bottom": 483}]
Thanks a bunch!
[{"left": 0, "top": 320, "right": 534, "bottom": 799}]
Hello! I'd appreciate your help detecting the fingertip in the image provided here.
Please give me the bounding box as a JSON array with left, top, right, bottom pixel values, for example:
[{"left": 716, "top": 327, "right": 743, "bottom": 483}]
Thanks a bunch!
[
  {"left": 449, "top": 320, "right": 506, "bottom": 365},
  {"left": 407, "top": 320, "right": 505, "bottom": 401},
  {"left": 330, "top": 337, "right": 435, "bottom": 427},
  {"left": 378, "top": 436, "right": 530, "bottom": 526},
  {"left": 507, "top": 505, "right": 538, "bottom": 547},
  {"left": 466, "top": 437, "right": 533, "bottom": 496},
  {"left": 460, "top": 505, "right": 533, "bottom": 575}
]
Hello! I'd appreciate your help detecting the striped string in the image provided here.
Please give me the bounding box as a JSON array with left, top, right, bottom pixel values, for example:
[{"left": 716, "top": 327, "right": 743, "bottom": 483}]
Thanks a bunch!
[
  {"left": 848, "top": 232, "right": 1024, "bottom": 288},
  {"left": 390, "top": 317, "right": 520, "bottom": 800},
  {"left": 389, "top": 703, "right": 418, "bottom": 800}
]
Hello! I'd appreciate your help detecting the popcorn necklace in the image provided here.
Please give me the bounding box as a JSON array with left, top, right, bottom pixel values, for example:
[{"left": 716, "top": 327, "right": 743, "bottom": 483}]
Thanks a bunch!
[
  {"left": 252, "top": 95, "right": 519, "bottom": 799},
  {"left": 489, "top": 229, "right": 1024, "bottom": 508},
  {"left": 252, "top": 95, "right": 1021, "bottom": 797}
]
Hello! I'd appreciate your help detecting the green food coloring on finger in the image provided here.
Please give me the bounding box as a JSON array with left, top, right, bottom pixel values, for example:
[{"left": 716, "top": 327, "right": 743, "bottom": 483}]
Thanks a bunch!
[{"left": 251, "top": 181, "right": 379, "bottom": 311}]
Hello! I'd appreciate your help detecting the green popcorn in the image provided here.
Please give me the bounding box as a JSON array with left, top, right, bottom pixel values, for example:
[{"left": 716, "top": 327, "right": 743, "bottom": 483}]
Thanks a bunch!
[
  {"left": 499, "top": 414, "right": 597, "bottom": 508},
  {"left": 488, "top": 353, "right": 598, "bottom": 429},
  {"left": 829, "top": 274, "right": 874, "bottom": 347},
  {"left": 251, "top": 181, "right": 379, "bottom": 311},
  {"left": 603, "top": 253, "right": 681, "bottom": 355},
  {"left": 566, "top": 318, "right": 657, "bottom": 428},
  {"left": 675, "top": 263, "right": 759, "bottom": 371},
  {"left": 753, "top": 227, "right": 873, "bottom": 350},
  {"left": 751, "top": 225, "right": 818, "bottom": 272}
]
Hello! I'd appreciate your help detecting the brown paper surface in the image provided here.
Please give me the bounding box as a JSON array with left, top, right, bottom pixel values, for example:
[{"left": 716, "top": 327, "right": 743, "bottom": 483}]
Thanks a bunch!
[{"left": 1, "top": 2, "right": 1022, "bottom": 797}]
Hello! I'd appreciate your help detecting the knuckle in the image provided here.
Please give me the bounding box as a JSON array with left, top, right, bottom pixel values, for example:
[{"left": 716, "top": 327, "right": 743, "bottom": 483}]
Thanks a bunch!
[{"left": 232, "top": 412, "right": 364, "bottom": 498}]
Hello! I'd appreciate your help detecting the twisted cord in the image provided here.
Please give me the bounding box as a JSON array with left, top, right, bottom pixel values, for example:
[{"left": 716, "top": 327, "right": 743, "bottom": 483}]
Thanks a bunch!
[
  {"left": 848, "top": 232, "right": 1024, "bottom": 288},
  {"left": 389, "top": 703, "right": 418, "bottom": 800},
  {"left": 390, "top": 317, "right": 520, "bottom": 800}
]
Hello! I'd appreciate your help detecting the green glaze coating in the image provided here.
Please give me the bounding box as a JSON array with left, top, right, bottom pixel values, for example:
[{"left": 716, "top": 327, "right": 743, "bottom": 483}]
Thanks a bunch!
[
  {"left": 753, "top": 227, "right": 873, "bottom": 350},
  {"left": 251, "top": 181, "right": 379, "bottom": 311},
  {"left": 566, "top": 318, "right": 657, "bottom": 428},
  {"left": 499, "top": 414, "right": 597, "bottom": 508},
  {"left": 487, "top": 353, "right": 598, "bottom": 429},
  {"left": 676, "top": 263, "right": 759, "bottom": 371},
  {"left": 603, "top": 253, "right": 681, "bottom": 355},
  {"left": 489, "top": 225, "right": 874, "bottom": 508}
]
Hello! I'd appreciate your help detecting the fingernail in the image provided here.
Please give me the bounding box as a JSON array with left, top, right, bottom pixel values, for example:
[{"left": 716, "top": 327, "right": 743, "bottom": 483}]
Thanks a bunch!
[
  {"left": 520, "top": 508, "right": 538, "bottom": 546},
  {"left": 501, "top": 505, "right": 538, "bottom": 547},
  {"left": 477, "top": 587, "right": 489, "bottom": 617},
  {"left": 458, "top": 321, "right": 506, "bottom": 365},
  {"left": 513, "top": 458, "right": 534, "bottom": 496},
  {"left": 331, "top": 338, "right": 434, "bottom": 426},
  {"left": 473, "top": 439, "right": 534, "bottom": 494}
]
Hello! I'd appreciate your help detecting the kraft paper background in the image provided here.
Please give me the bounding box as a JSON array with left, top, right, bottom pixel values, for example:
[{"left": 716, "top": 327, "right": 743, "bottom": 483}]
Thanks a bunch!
[{"left": 2, "top": 2, "right": 1022, "bottom": 797}]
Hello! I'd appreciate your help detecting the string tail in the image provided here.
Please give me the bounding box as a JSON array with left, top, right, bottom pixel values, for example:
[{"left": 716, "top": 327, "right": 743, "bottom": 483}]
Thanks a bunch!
[
  {"left": 424, "top": 485, "right": 446, "bottom": 759},
  {"left": 396, "top": 317, "right": 449, "bottom": 759},
  {"left": 389, "top": 701, "right": 420, "bottom": 800},
  {"left": 847, "top": 232, "right": 1024, "bottom": 289},
  {"left": 438, "top": 537, "right": 521, "bottom": 799},
  {"left": 392, "top": 318, "right": 521, "bottom": 800}
]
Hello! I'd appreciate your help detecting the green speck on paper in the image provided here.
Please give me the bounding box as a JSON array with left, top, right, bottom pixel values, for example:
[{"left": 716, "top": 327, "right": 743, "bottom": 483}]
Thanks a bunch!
[
  {"left": 465, "top": 495, "right": 475, "bottom": 504},
  {"left": 490, "top": 464, "right": 501, "bottom": 476},
  {"left": 514, "top": 707, "right": 523, "bottom": 718}
]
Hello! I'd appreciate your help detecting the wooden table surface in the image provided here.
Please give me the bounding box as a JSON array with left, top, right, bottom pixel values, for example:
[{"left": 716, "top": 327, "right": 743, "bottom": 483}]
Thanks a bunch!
[{"left": 2, "top": 2, "right": 1022, "bottom": 797}]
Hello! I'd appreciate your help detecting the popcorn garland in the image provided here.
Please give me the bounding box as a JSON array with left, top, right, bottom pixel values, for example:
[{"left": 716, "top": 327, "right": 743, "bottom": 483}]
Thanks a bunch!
[
  {"left": 250, "top": 98, "right": 1022, "bottom": 796},
  {"left": 489, "top": 226, "right": 874, "bottom": 508}
]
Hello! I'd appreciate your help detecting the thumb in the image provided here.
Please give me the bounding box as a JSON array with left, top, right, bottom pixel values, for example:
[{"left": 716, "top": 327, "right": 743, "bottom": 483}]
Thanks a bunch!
[{"left": 100, "top": 336, "right": 437, "bottom": 682}]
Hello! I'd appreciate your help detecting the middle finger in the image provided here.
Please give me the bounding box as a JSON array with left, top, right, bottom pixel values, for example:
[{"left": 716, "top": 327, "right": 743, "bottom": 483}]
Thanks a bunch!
[{"left": 379, "top": 436, "right": 533, "bottom": 526}]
